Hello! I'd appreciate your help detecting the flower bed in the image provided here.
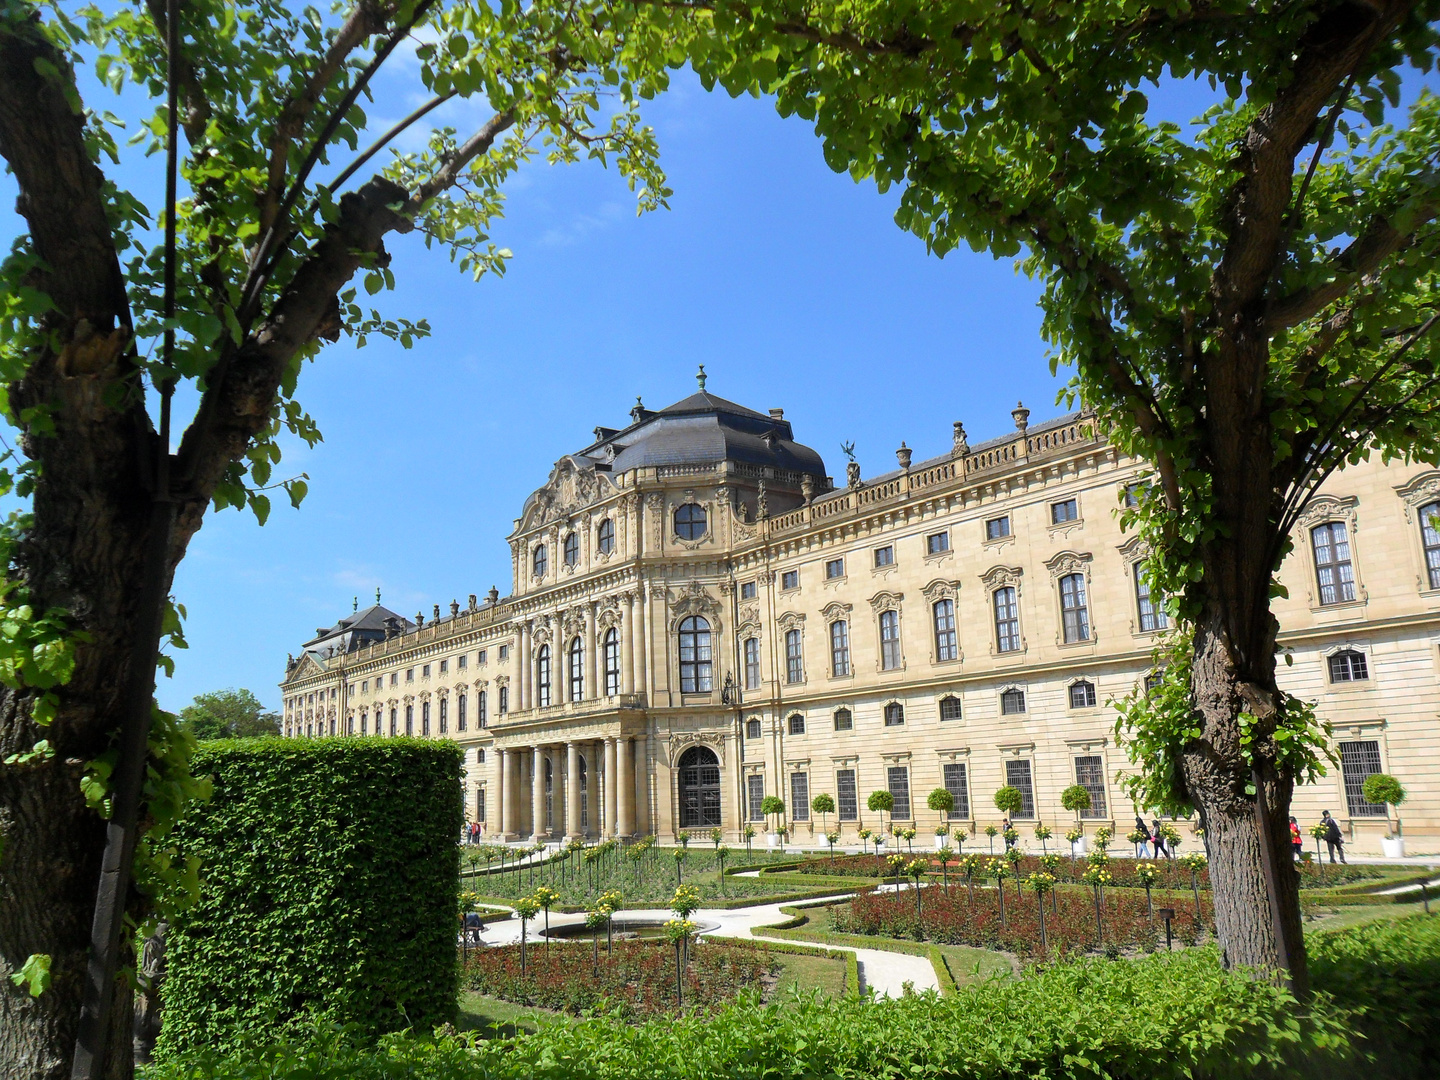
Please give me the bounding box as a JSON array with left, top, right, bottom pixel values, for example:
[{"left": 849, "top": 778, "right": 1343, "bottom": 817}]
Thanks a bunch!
[
  {"left": 832, "top": 884, "right": 1213, "bottom": 958},
  {"left": 461, "top": 939, "right": 778, "bottom": 1018}
]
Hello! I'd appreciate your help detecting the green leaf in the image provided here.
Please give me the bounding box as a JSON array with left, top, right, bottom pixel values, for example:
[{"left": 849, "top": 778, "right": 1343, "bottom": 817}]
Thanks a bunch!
[{"left": 10, "top": 953, "right": 51, "bottom": 998}]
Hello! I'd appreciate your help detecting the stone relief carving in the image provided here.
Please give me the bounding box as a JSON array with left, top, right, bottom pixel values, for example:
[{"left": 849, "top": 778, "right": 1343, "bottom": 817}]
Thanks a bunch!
[
  {"left": 777, "top": 610, "right": 807, "bottom": 631},
  {"left": 670, "top": 581, "right": 723, "bottom": 628},
  {"left": 867, "top": 590, "right": 904, "bottom": 614},
  {"left": 596, "top": 597, "right": 622, "bottom": 631},
  {"left": 1294, "top": 494, "right": 1359, "bottom": 532},
  {"left": 980, "top": 565, "right": 1024, "bottom": 591},
  {"left": 524, "top": 456, "right": 607, "bottom": 530},
  {"left": 921, "top": 579, "right": 962, "bottom": 604},
  {"left": 667, "top": 731, "right": 725, "bottom": 767},
  {"left": 1116, "top": 535, "right": 1150, "bottom": 564},
  {"left": 1045, "top": 550, "right": 1093, "bottom": 579},
  {"left": 737, "top": 602, "right": 760, "bottom": 626},
  {"left": 819, "top": 600, "right": 853, "bottom": 622}
]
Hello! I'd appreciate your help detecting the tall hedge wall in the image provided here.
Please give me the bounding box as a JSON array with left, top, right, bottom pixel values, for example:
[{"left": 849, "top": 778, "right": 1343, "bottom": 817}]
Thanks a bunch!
[{"left": 155, "top": 737, "right": 463, "bottom": 1058}]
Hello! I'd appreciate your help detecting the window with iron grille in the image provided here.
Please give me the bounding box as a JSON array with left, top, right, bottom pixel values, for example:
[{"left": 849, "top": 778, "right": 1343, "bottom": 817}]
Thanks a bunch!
[
  {"left": 939, "top": 695, "right": 962, "bottom": 721},
  {"left": 830, "top": 620, "right": 851, "bottom": 676},
  {"left": 1051, "top": 498, "right": 1078, "bottom": 523},
  {"left": 785, "top": 628, "right": 804, "bottom": 684},
  {"left": 1004, "top": 759, "right": 1036, "bottom": 817},
  {"left": 1060, "top": 572, "right": 1090, "bottom": 642},
  {"left": 788, "top": 713, "right": 805, "bottom": 735},
  {"left": 884, "top": 701, "right": 904, "bottom": 726},
  {"left": 1074, "top": 755, "right": 1107, "bottom": 817},
  {"left": 1328, "top": 649, "right": 1369, "bottom": 683},
  {"left": 1135, "top": 563, "right": 1169, "bottom": 632},
  {"left": 744, "top": 637, "right": 761, "bottom": 690},
  {"left": 994, "top": 587, "right": 1020, "bottom": 652},
  {"left": 887, "top": 766, "right": 912, "bottom": 819},
  {"left": 746, "top": 717, "right": 762, "bottom": 739},
  {"left": 833, "top": 708, "right": 853, "bottom": 731},
  {"left": 837, "top": 770, "right": 859, "bottom": 821},
  {"left": 943, "top": 762, "right": 970, "bottom": 819},
  {"left": 933, "top": 599, "right": 958, "bottom": 661},
  {"left": 1340, "top": 740, "right": 1387, "bottom": 817},
  {"left": 1422, "top": 501, "right": 1440, "bottom": 590},
  {"left": 1069, "top": 680, "right": 1097, "bottom": 708},
  {"left": 1311, "top": 521, "right": 1357, "bottom": 604},
  {"left": 747, "top": 774, "right": 766, "bottom": 820},
  {"left": 1001, "top": 688, "right": 1026, "bottom": 714},
  {"left": 791, "top": 773, "right": 810, "bottom": 820},
  {"left": 880, "top": 609, "right": 902, "bottom": 669}
]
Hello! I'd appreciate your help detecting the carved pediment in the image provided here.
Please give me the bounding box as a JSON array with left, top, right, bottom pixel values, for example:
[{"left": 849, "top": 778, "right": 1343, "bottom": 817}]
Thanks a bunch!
[
  {"left": 597, "top": 596, "right": 623, "bottom": 631},
  {"left": 671, "top": 581, "right": 723, "bottom": 628},
  {"left": 288, "top": 653, "right": 327, "bottom": 680},
  {"left": 1045, "top": 550, "right": 1093, "bottom": 579},
  {"left": 1396, "top": 471, "right": 1440, "bottom": 521},
  {"left": 1116, "top": 535, "right": 1150, "bottom": 563},
  {"left": 921, "top": 579, "right": 961, "bottom": 604},
  {"left": 777, "top": 610, "right": 806, "bottom": 632},
  {"left": 981, "top": 565, "right": 1023, "bottom": 591},
  {"left": 820, "top": 601, "right": 853, "bottom": 622},
  {"left": 1294, "top": 494, "right": 1358, "bottom": 532},
  {"left": 520, "top": 456, "right": 610, "bottom": 532},
  {"left": 668, "top": 731, "right": 725, "bottom": 767},
  {"left": 868, "top": 590, "right": 904, "bottom": 614}
]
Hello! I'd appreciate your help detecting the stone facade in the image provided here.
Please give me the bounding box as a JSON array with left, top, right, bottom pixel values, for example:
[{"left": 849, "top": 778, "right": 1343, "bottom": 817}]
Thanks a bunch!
[{"left": 279, "top": 385, "right": 1440, "bottom": 854}]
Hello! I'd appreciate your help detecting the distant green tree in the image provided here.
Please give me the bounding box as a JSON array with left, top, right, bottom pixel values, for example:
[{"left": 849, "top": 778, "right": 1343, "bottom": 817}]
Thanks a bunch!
[{"left": 179, "top": 689, "right": 280, "bottom": 740}]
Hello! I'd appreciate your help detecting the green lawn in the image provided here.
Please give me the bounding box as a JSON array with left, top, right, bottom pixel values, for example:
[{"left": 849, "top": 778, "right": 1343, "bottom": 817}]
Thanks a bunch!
[
  {"left": 934, "top": 944, "right": 1015, "bottom": 985},
  {"left": 770, "top": 952, "right": 848, "bottom": 1000},
  {"left": 456, "top": 992, "right": 553, "bottom": 1038},
  {"left": 1303, "top": 902, "right": 1427, "bottom": 934}
]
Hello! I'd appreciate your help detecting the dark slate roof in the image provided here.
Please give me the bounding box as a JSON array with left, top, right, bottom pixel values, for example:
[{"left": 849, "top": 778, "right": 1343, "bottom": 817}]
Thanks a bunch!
[
  {"left": 656, "top": 391, "right": 771, "bottom": 421},
  {"left": 303, "top": 603, "right": 413, "bottom": 657}
]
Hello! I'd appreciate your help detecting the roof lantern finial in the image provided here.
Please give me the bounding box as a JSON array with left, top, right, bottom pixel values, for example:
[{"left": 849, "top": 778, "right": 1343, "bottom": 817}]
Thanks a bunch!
[
  {"left": 696, "top": 364, "right": 707, "bottom": 392},
  {"left": 375, "top": 587, "right": 381, "bottom": 605},
  {"left": 353, "top": 596, "right": 358, "bottom": 612}
]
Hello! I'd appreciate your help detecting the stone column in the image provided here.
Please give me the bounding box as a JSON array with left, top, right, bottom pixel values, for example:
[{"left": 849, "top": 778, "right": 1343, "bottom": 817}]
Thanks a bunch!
[
  {"left": 621, "top": 596, "right": 635, "bottom": 696},
  {"left": 584, "top": 604, "right": 598, "bottom": 701},
  {"left": 519, "top": 623, "right": 532, "bottom": 712},
  {"left": 497, "top": 749, "right": 509, "bottom": 837},
  {"left": 586, "top": 741, "right": 601, "bottom": 837},
  {"left": 616, "top": 736, "right": 635, "bottom": 837},
  {"left": 531, "top": 746, "right": 546, "bottom": 841},
  {"left": 604, "top": 737, "right": 619, "bottom": 837},
  {"left": 555, "top": 628, "right": 567, "bottom": 707},
  {"left": 636, "top": 589, "right": 650, "bottom": 700},
  {"left": 566, "top": 741, "right": 582, "bottom": 839}
]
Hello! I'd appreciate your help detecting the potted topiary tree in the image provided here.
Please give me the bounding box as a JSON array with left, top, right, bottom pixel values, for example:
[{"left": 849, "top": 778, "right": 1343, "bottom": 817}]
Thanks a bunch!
[
  {"left": 1364, "top": 774, "right": 1408, "bottom": 857},
  {"left": 812, "top": 792, "right": 836, "bottom": 840},
  {"left": 994, "top": 786, "right": 1024, "bottom": 840},
  {"left": 761, "top": 795, "right": 786, "bottom": 848},
  {"left": 928, "top": 787, "right": 955, "bottom": 850},
  {"left": 1060, "top": 784, "right": 1092, "bottom": 854},
  {"left": 867, "top": 790, "right": 894, "bottom": 846}
]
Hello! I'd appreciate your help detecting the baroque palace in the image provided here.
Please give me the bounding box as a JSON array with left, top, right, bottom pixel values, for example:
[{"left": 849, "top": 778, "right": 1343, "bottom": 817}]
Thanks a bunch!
[{"left": 280, "top": 374, "right": 1440, "bottom": 854}]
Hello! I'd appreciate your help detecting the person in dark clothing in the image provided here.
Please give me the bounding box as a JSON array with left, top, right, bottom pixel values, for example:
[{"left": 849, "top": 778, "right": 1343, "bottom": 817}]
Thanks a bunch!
[
  {"left": 1134, "top": 814, "right": 1152, "bottom": 858},
  {"left": 1001, "top": 819, "right": 1015, "bottom": 850},
  {"left": 1288, "top": 816, "right": 1303, "bottom": 862},
  {"left": 1322, "top": 810, "right": 1347, "bottom": 864},
  {"left": 1151, "top": 818, "right": 1168, "bottom": 858}
]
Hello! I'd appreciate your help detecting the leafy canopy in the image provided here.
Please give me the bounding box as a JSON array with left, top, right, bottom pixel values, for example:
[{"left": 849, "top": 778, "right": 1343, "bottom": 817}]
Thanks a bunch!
[{"left": 178, "top": 688, "right": 280, "bottom": 740}]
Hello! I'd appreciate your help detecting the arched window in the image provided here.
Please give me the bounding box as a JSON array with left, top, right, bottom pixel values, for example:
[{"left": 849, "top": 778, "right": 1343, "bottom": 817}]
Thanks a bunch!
[
  {"left": 1311, "top": 521, "right": 1356, "bottom": 604},
  {"left": 421, "top": 700, "right": 430, "bottom": 737},
  {"left": 389, "top": 707, "right": 397, "bottom": 736},
  {"left": 405, "top": 704, "right": 414, "bottom": 735},
  {"left": 544, "top": 757, "right": 554, "bottom": 829},
  {"left": 939, "top": 695, "right": 962, "bottom": 721},
  {"left": 564, "top": 532, "right": 579, "bottom": 567},
  {"left": 746, "top": 717, "right": 762, "bottom": 739},
  {"left": 744, "top": 636, "right": 761, "bottom": 689},
  {"left": 457, "top": 692, "right": 467, "bottom": 731},
  {"left": 478, "top": 690, "right": 487, "bottom": 727},
  {"left": 597, "top": 518, "right": 615, "bottom": 554},
  {"left": 830, "top": 620, "right": 850, "bottom": 677},
  {"left": 833, "top": 707, "right": 853, "bottom": 731},
  {"left": 1421, "top": 501, "right": 1440, "bottom": 590},
  {"left": 785, "top": 628, "right": 804, "bottom": 684},
  {"left": 933, "top": 599, "right": 957, "bottom": 661},
  {"left": 883, "top": 701, "right": 904, "bottom": 727},
  {"left": 1059, "top": 573, "right": 1090, "bottom": 642},
  {"left": 1069, "top": 680, "right": 1097, "bottom": 708},
  {"left": 328, "top": 716, "right": 336, "bottom": 736},
  {"left": 603, "top": 628, "right": 620, "bottom": 696},
  {"left": 533, "top": 544, "right": 548, "bottom": 578},
  {"left": 359, "top": 711, "right": 367, "bottom": 735},
  {"left": 1001, "top": 688, "right": 1026, "bottom": 715},
  {"left": 438, "top": 696, "right": 448, "bottom": 734},
  {"left": 674, "top": 502, "right": 707, "bottom": 541},
  {"left": 1135, "top": 564, "right": 1168, "bottom": 632},
  {"left": 569, "top": 636, "right": 584, "bottom": 701},
  {"left": 678, "top": 615, "right": 712, "bottom": 692},
  {"left": 536, "top": 645, "right": 552, "bottom": 708},
  {"left": 498, "top": 686, "right": 508, "bottom": 715},
  {"left": 346, "top": 714, "right": 354, "bottom": 735},
  {"left": 677, "top": 745, "right": 721, "bottom": 828},
  {"left": 1328, "top": 649, "right": 1369, "bottom": 683},
  {"left": 993, "top": 587, "right": 1020, "bottom": 652},
  {"left": 788, "top": 713, "right": 805, "bottom": 735},
  {"left": 879, "top": 610, "right": 901, "bottom": 670}
]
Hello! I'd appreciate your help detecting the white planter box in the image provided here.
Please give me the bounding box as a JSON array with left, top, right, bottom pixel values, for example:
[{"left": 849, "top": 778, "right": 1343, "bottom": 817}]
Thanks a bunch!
[
  {"left": 935, "top": 835, "right": 950, "bottom": 851},
  {"left": 1381, "top": 836, "right": 1406, "bottom": 859},
  {"left": 766, "top": 833, "right": 781, "bottom": 849},
  {"left": 1070, "top": 836, "right": 1088, "bottom": 856}
]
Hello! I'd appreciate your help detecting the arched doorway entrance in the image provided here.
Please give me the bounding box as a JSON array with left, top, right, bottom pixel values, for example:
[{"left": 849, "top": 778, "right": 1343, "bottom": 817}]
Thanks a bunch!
[{"left": 678, "top": 746, "right": 722, "bottom": 829}]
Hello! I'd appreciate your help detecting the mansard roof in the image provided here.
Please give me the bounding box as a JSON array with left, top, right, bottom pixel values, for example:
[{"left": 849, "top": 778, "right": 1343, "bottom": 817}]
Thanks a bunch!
[{"left": 301, "top": 603, "right": 413, "bottom": 660}]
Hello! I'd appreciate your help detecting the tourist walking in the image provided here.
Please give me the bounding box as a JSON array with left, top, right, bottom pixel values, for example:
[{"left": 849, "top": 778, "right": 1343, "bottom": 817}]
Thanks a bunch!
[
  {"left": 1322, "top": 810, "right": 1347, "bottom": 864},
  {"left": 1151, "top": 819, "right": 1168, "bottom": 859},
  {"left": 1001, "top": 819, "right": 1015, "bottom": 850},
  {"left": 1289, "top": 816, "right": 1303, "bottom": 862},
  {"left": 1134, "top": 813, "right": 1152, "bottom": 858}
]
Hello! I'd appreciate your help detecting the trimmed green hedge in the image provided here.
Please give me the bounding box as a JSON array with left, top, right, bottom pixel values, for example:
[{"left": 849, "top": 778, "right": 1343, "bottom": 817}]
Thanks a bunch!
[{"left": 155, "top": 738, "right": 463, "bottom": 1058}]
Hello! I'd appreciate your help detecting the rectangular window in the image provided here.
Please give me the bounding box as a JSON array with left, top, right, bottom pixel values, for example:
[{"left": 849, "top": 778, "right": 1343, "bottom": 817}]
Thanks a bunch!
[
  {"left": 747, "top": 775, "right": 766, "bottom": 821},
  {"left": 791, "top": 773, "right": 810, "bottom": 820},
  {"left": 825, "top": 557, "right": 845, "bottom": 579},
  {"left": 744, "top": 637, "right": 761, "bottom": 690},
  {"left": 1051, "top": 498, "right": 1079, "bottom": 524},
  {"left": 459, "top": 654, "right": 468, "bottom": 669},
  {"left": 884, "top": 702, "right": 905, "bottom": 726},
  {"left": 422, "top": 664, "right": 431, "bottom": 678},
  {"left": 1136, "top": 564, "right": 1169, "bottom": 632},
  {"left": 741, "top": 580, "right": 758, "bottom": 600},
  {"left": 389, "top": 708, "right": 397, "bottom": 735},
  {"left": 837, "top": 770, "right": 859, "bottom": 821},
  {"left": 477, "top": 787, "right": 486, "bottom": 823},
  {"left": 361, "top": 680, "right": 368, "bottom": 693},
  {"left": 1340, "top": 740, "right": 1387, "bottom": 817},
  {"left": 781, "top": 569, "right": 800, "bottom": 590},
  {"left": 985, "top": 516, "right": 1010, "bottom": 540},
  {"left": 390, "top": 672, "right": 398, "bottom": 686},
  {"left": 1312, "top": 521, "right": 1357, "bottom": 605},
  {"left": 833, "top": 708, "right": 853, "bottom": 732},
  {"left": 1060, "top": 573, "right": 1090, "bottom": 642},
  {"left": 788, "top": 713, "right": 806, "bottom": 735},
  {"left": 478, "top": 690, "right": 487, "bottom": 726},
  {"left": 406, "top": 669, "right": 414, "bottom": 683},
  {"left": 939, "top": 696, "right": 962, "bottom": 721},
  {"left": 439, "top": 659, "right": 448, "bottom": 674},
  {"left": 880, "top": 609, "right": 902, "bottom": 670},
  {"left": 1004, "top": 759, "right": 1036, "bottom": 818},
  {"left": 830, "top": 620, "right": 851, "bottom": 677},
  {"left": 886, "top": 766, "right": 912, "bottom": 820},
  {"left": 942, "top": 763, "right": 970, "bottom": 819},
  {"left": 874, "top": 545, "right": 895, "bottom": 567},
  {"left": 1124, "top": 482, "right": 1147, "bottom": 508},
  {"left": 1328, "top": 650, "right": 1369, "bottom": 682},
  {"left": 785, "top": 629, "right": 804, "bottom": 684},
  {"left": 1069, "top": 680, "right": 1097, "bottom": 708},
  {"left": 926, "top": 531, "right": 950, "bottom": 555},
  {"left": 933, "top": 599, "right": 957, "bottom": 662},
  {"left": 994, "top": 587, "right": 1020, "bottom": 652},
  {"left": 498, "top": 644, "right": 508, "bottom": 661},
  {"left": 1074, "top": 755, "right": 1108, "bottom": 818}
]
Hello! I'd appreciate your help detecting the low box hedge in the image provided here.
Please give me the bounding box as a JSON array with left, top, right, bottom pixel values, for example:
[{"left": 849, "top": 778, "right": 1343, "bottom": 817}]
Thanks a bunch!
[{"left": 155, "top": 737, "right": 463, "bottom": 1059}]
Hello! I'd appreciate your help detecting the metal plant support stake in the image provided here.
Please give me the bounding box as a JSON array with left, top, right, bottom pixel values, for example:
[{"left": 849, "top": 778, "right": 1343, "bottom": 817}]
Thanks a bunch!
[{"left": 1158, "top": 908, "right": 1175, "bottom": 951}]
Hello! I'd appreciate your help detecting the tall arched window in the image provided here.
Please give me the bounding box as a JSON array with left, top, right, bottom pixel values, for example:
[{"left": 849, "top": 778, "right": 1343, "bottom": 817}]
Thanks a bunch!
[
  {"left": 879, "top": 610, "right": 901, "bottom": 670},
  {"left": 1059, "top": 573, "right": 1090, "bottom": 642},
  {"left": 830, "top": 620, "right": 850, "bottom": 677},
  {"left": 441, "top": 696, "right": 450, "bottom": 733},
  {"left": 478, "top": 690, "right": 487, "bottom": 726},
  {"left": 678, "top": 615, "right": 713, "bottom": 693},
  {"left": 1311, "top": 521, "right": 1356, "bottom": 604},
  {"left": 744, "top": 636, "right": 761, "bottom": 689},
  {"left": 677, "top": 745, "right": 722, "bottom": 828},
  {"left": 421, "top": 700, "right": 430, "bottom": 736},
  {"left": 933, "top": 599, "right": 957, "bottom": 661},
  {"left": 563, "top": 532, "right": 579, "bottom": 566},
  {"left": 405, "top": 704, "right": 413, "bottom": 735},
  {"left": 579, "top": 755, "right": 589, "bottom": 831},
  {"left": 603, "top": 628, "right": 620, "bottom": 695},
  {"left": 536, "top": 645, "right": 552, "bottom": 708},
  {"left": 544, "top": 757, "right": 554, "bottom": 829},
  {"left": 457, "top": 692, "right": 467, "bottom": 731},
  {"left": 993, "top": 587, "right": 1020, "bottom": 652},
  {"left": 597, "top": 518, "right": 615, "bottom": 554},
  {"left": 533, "top": 544, "right": 548, "bottom": 578},
  {"left": 389, "top": 707, "right": 397, "bottom": 736},
  {"left": 359, "top": 711, "right": 367, "bottom": 735},
  {"left": 785, "top": 628, "right": 804, "bottom": 684},
  {"left": 674, "top": 502, "right": 707, "bottom": 540},
  {"left": 569, "top": 636, "right": 584, "bottom": 701}
]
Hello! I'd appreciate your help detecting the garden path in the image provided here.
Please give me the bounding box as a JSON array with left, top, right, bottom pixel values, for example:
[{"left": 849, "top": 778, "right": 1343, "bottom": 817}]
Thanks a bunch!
[{"left": 472, "top": 894, "right": 939, "bottom": 997}]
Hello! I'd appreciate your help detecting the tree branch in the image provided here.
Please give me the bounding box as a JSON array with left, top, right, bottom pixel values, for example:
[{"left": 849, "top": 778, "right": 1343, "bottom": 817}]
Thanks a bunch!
[{"left": 143, "top": 0, "right": 212, "bottom": 145}]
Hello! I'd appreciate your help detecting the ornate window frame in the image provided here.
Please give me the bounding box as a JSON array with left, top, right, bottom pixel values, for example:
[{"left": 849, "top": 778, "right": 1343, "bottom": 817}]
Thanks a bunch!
[
  {"left": 922, "top": 579, "right": 963, "bottom": 665},
  {"left": 1067, "top": 677, "right": 1099, "bottom": 710},
  {"left": 1395, "top": 471, "right": 1440, "bottom": 595},
  {"left": 1046, "top": 550, "right": 1095, "bottom": 647},
  {"left": 1322, "top": 639, "right": 1373, "bottom": 691},
  {"left": 998, "top": 682, "right": 1028, "bottom": 716},
  {"left": 820, "top": 601, "right": 853, "bottom": 680},
  {"left": 869, "top": 590, "right": 906, "bottom": 673},
  {"left": 1295, "top": 495, "right": 1367, "bottom": 610},
  {"left": 981, "top": 565, "right": 1026, "bottom": 657},
  {"left": 778, "top": 610, "right": 806, "bottom": 686},
  {"left": 671, "top": 493, "right": 712, "bottom": 549}
]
